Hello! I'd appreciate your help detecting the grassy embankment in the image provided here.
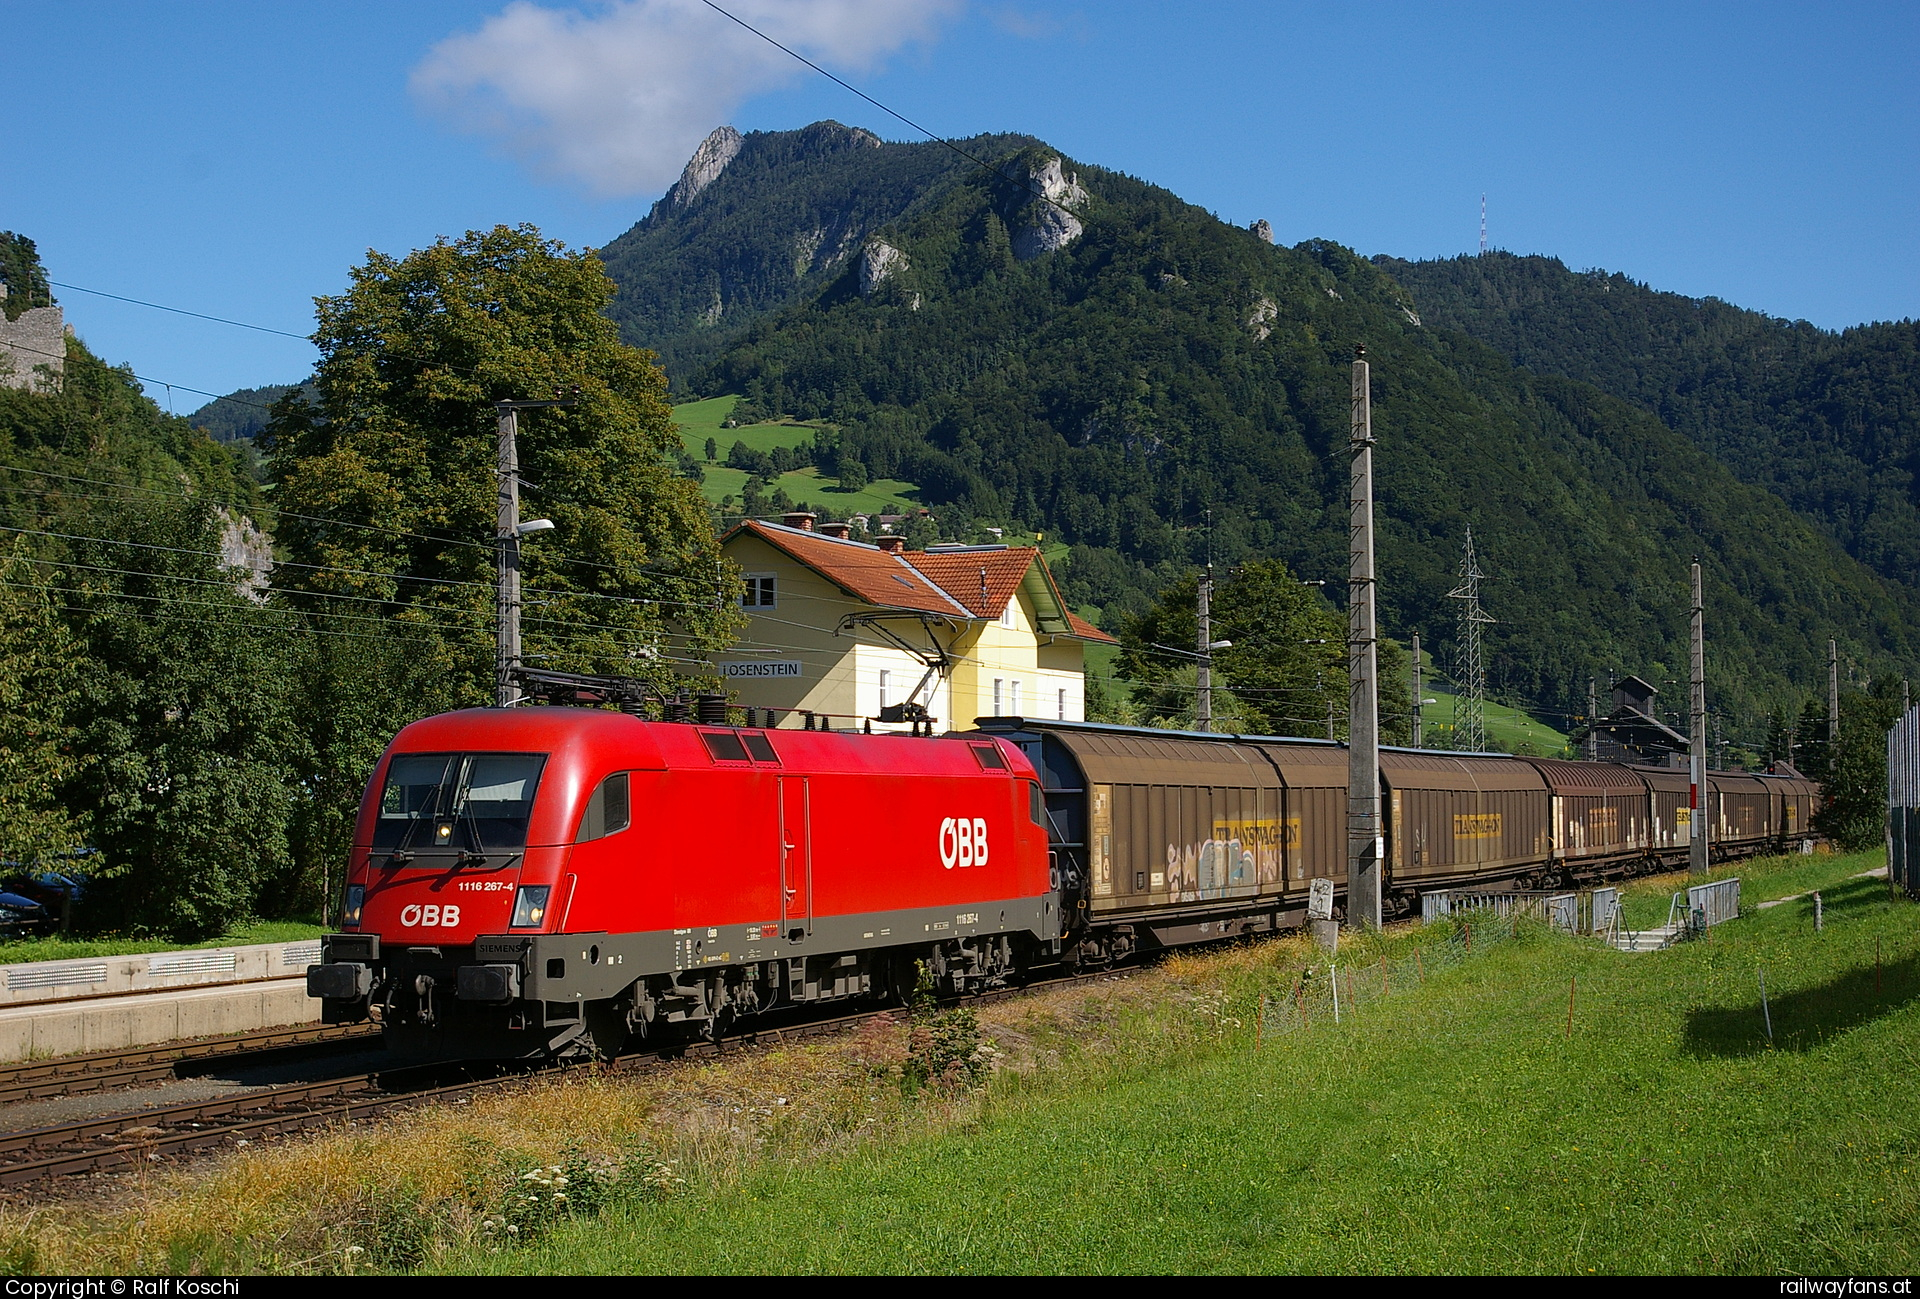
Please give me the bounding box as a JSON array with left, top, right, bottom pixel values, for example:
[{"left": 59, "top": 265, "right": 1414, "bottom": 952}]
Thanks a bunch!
[
  {"left": 1420, "top": 680, "right": 1572, "bottom": 755},
  {"left": 452, "top": 848, "right": 1911, "bottom": 1275},
  {"left": 2, "top": 848, "right": 1909, "bottom": 1276},
  {"left": 0, "top": 921, "right": 324, "bottom": 966}
]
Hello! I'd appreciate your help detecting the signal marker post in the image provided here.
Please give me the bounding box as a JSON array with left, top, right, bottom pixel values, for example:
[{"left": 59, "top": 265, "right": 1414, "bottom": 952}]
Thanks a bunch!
[
  {"left": 1690, "top": 560, "right": 1709, "bottom": 877},
  {"left": 1348, "top": 346, "right": 1383, "bottom": 930},
  {"left": 495, "top": 397, "right": 573, "bottom": 707}
]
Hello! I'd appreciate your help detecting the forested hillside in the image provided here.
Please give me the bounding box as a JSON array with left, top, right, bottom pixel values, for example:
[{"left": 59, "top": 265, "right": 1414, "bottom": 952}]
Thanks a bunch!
[
  {"left": 600, "top": 123, "right": 1919, "bottom": 745},
  {"left": 0, "top": 311, "right": 303, "bottom": 938},
  {"left": 187, "top": 383, "right": 309, "bottom": 443},
  {"left": 1379, "top": 252, "right": 1920, "bottom": 596}
]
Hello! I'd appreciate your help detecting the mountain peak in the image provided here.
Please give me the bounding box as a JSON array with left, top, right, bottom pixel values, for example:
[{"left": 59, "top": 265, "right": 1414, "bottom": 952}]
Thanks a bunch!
[{"left": 661, "top": 126, "right": 744, "bottom": 214}]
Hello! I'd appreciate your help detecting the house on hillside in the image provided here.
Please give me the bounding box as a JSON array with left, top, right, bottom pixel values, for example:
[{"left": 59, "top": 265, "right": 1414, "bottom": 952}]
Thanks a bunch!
[
  {"left": 716, "top": 513, "right": 1116, "bottom": 730},
  {"left": 1574, "top": 674, "right": 1691, "bottom": 765}
]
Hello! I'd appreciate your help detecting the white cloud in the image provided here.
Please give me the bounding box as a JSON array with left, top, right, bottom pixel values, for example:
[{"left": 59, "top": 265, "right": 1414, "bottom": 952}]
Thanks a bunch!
[{"left": 412, "top": 0, "right": 963, "bottom": 197}]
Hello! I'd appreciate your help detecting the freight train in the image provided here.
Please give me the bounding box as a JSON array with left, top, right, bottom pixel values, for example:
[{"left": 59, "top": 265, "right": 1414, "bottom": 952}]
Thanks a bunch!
[{"left": 307, "top": 707, "right": 1819, "bottom": 1059}]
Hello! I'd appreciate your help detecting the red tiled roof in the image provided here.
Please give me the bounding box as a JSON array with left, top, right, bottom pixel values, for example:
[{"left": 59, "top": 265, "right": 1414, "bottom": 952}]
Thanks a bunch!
[
  {"left": 903, "top": 549, "right": 1037, "bottom": 619},
  {"left": 725, "top": 520, "right": 969, "bottom": 617},
  {"left": 1066, "top": 610, "right": 1119, "bottom": 644},
  {"left": 725, "top": 524, "right": 1119, "bottom": 642}
]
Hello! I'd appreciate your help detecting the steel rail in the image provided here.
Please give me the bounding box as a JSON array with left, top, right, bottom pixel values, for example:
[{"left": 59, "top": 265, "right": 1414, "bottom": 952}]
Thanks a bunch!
[{"left": 0, "top": 1024, "right": 382, "bottom": 1104}]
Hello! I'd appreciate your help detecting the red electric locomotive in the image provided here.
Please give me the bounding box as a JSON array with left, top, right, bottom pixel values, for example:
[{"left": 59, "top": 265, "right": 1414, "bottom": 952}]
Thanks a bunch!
[{"left": 307, "top": 707, "right": 1057, "bottom": 1058}]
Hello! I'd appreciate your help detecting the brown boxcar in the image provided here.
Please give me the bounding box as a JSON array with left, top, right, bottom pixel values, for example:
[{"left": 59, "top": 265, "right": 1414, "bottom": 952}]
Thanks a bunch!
[
  {"left": 1027, "top": 728, "right": 1289, "bottom": 917},
  {"left": 1380, "top": 750, "right": 1552, "bottom": 890},
  {"left": 1710, "top": 771, "right": 1775, "bottom": 855},
  {"left": 1519, "top": 756, "right": 1650, "bottom": 874},
  {"left": 1630, "top": 765, "right": 1694, "bottom": 864},
  {"left": 1243, "top": 739, "right": 1350, "bottom": 887},
  {"left": 1762, "top": 773, "right": 1820, "bottom": 847}
]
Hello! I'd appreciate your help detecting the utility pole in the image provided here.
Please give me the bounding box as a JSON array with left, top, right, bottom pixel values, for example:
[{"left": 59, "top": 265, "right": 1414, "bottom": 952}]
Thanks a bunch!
[
  {"left": 1348, "top": 345, "right": 1382, "bottom": 930},
  {"left": 1689, "top": 559, "right": 1709, "bottom": 877},
  {"left": 1829, "top": 638, "right": 1841, "bottom": 768},
  {"left": 1586, "top": 677, "right": 1599, "bottom": 761},
  {"left": 495, "top": 398, "right": 571, "bottom": 707},
  {"left": 1411, "top": 632, "right": 1423, "bottom": 749},
  {"left": 1196, "top": 563, "right": 1214, "bottom": 732}
]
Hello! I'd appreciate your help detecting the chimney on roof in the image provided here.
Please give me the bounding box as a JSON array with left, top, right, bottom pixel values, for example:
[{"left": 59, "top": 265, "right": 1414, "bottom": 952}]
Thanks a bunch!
[
  {"left": 782, "top": 511, "right": 816, "bottom": 531},
  {"left": 875, "top": 536, "right": 906, "bottom": 554},
  {"left": 818, "top": 521, "right": 851, "bottom": 540}
]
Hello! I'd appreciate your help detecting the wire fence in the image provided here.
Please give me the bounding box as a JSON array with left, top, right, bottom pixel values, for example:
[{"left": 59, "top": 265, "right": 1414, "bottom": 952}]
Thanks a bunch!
[
  {"left": 1889, "top": 705, "right": 1920, "bottom": 899},
  {"left": 1251, "top": 916, "right": 1525, "bottom": 1042}
]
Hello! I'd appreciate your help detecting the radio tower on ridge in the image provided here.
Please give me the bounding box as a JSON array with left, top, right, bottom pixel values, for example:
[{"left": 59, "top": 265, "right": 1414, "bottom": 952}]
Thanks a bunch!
[
  {"left": 1479, "top": 194, "right": 1487, "bottom": 255},
  {"left": 1448, "top": 526, "right": 1494, "bottom": 751}
]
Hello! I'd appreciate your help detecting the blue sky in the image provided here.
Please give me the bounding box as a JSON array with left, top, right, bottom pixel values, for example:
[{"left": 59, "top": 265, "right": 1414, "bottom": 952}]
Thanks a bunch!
[{"left": 5, "top": 1, "right": 1915, "bottom": 407}]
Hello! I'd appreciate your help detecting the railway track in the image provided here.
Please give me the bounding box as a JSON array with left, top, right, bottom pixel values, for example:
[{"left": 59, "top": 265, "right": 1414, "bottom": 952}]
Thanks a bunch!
[
  {"left": 1, "top": 966, "right": 1133, "bottom": 1189},
  {"left": 0, "top": 1023, "right": 382, "bottom": 1105}
]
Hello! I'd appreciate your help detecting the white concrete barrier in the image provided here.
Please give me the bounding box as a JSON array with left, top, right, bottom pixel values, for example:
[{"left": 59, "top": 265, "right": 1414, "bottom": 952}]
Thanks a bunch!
[
  {"left": 0, "top": 978, "right": 321, "bottom": 1062},
  {"left": 0, "top": 938, "right": 323, "bottom": 1007}
]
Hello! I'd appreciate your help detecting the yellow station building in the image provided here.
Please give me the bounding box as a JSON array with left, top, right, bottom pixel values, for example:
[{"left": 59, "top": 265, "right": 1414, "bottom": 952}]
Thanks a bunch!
[{"left": 716, "top": 514, "right": 1115, "bottom": 731}]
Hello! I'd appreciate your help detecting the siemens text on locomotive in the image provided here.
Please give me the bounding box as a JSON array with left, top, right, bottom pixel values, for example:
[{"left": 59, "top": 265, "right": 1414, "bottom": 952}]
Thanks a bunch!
[{"left": 307, "top": 708, "right": 1819, "bottom": 1058}]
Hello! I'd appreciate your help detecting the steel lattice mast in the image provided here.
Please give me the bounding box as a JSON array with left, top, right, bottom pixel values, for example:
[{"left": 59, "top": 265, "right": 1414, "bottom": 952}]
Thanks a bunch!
[{"left": 1448, "top": 527, "right": 1493, "bottom": 752}]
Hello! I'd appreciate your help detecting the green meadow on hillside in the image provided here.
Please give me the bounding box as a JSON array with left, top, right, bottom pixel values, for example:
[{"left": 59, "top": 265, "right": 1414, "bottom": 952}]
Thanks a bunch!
[
  {"left": 1420, "top": 682, "right": 1573, "bottom": 755},
  {"left": 672, "top": 395, "right": 924, "bottom": 517}
]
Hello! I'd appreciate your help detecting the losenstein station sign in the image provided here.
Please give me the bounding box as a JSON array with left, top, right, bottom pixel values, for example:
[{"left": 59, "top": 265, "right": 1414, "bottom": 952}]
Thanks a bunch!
[{"left": 715, "top": 660, "right": 804, "bottom": 679}]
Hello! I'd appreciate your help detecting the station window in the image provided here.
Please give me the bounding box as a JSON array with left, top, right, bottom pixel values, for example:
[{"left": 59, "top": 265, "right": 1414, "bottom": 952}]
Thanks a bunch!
[
  {"left": 741, "top": 574, "right": 776, "bottom": 608},
  {"left": 878, "top": 668, "right": 891, "bottom": 709},
  {"left": 1058, "top": 687, "right": 1067, "bottom": 720},
  {"left": 1000, "top": 599, "right": 1018, "bottom": 629},
  {"left": 993, "top": 678, "right": 1003, "bottom": 716},
  {"left": 576, "top": 772, "right": 631, "bottom": 843}
]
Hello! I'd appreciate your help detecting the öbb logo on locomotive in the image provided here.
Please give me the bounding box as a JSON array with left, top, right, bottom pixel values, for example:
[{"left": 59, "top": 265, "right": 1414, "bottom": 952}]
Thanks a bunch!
[
  {"left": 399, "top": 903, "right": 462, "bottom": 928},
  {"left": 938, "top": 816, "right": 990, "bottom": 869}
]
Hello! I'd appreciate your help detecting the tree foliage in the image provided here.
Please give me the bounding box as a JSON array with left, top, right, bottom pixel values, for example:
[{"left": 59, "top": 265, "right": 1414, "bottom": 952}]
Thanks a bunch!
[
  {"left": 0, "top": 326, "right": 299, "bottom": 938},
  {"left": 0, "top": 544, "right": 84, "bottom": 865},
  {"left": 1815, "top": 680, "right": 1906, "bottom": 850},
  {"left": 1117, "top": 559, "right": 1412, "bottom": 741},
  {"left": 265, "top": 226, "right": 741, "bottom": 895}
]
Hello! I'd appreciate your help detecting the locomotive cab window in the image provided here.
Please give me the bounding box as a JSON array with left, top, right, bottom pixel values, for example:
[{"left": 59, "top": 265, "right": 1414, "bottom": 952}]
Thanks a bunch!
[
  {"left": 576, "top": 772, "right": 631, "bottom": 843},
  {"left": 970, "top": 742, "right": 1008, "bottom": 771},
  {"left": 375, "top": 752, "right": 547, "bottom": 853},
  {"left": 1028, "top": 781, "right": 1046, "bottom": 826},
  {"left": 742, "top": 732, "right": 779, "bottom": 763}
]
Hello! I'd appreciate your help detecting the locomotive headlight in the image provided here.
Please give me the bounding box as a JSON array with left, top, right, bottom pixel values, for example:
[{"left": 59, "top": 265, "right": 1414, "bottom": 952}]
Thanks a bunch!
[
  {"left": 510, "top": 885, "right": 550, "bottom": 929},
  {"left": 342, "top": 885, "right": 365, "bottom": 929}
]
